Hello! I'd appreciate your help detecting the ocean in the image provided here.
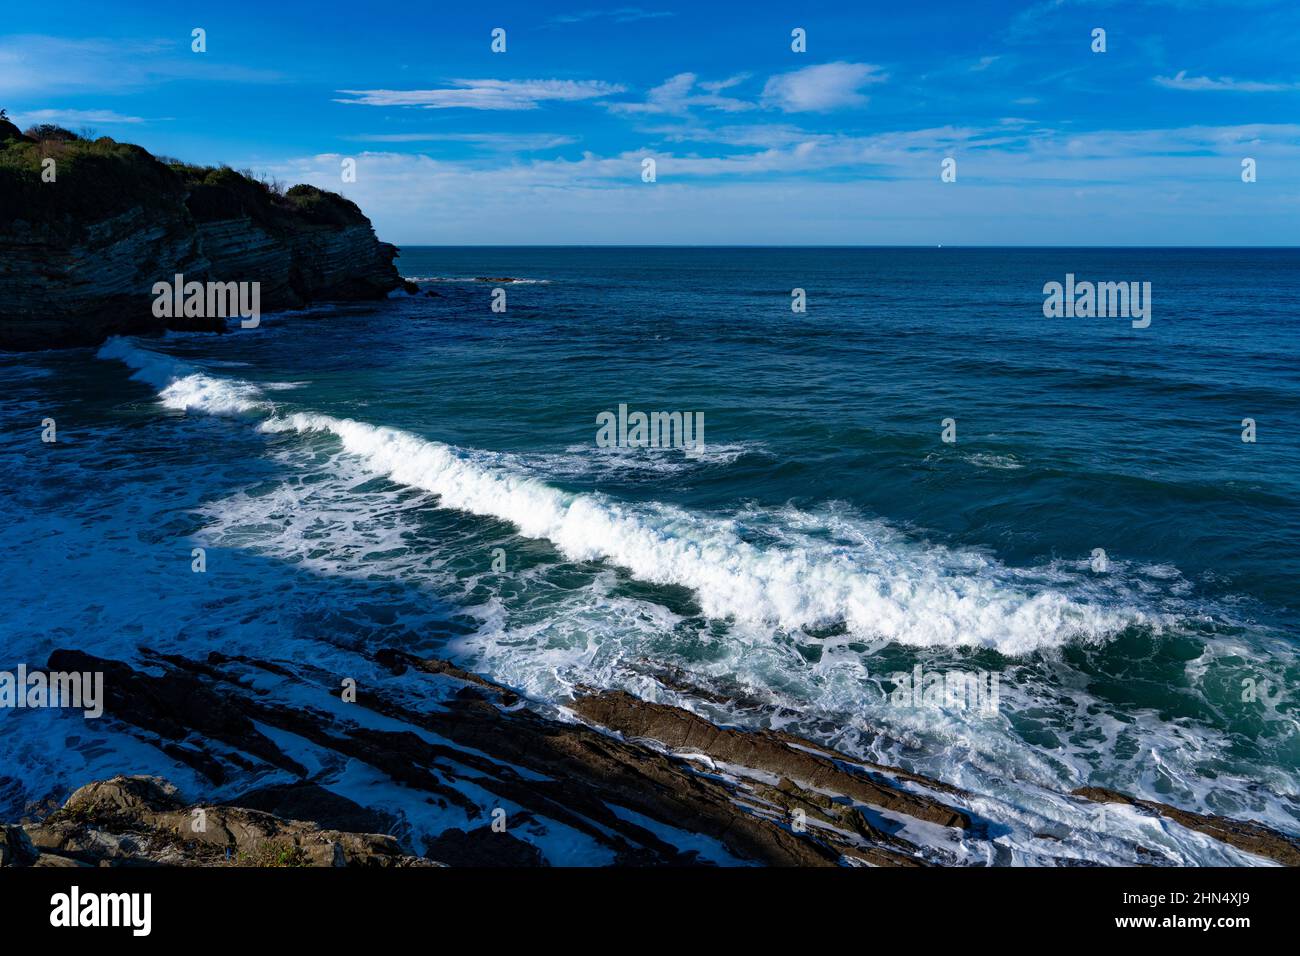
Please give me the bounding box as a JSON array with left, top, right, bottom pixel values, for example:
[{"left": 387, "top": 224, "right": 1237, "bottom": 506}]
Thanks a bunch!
[{"left": 2, "top": 246, "right": 1297, "bottom": 864}]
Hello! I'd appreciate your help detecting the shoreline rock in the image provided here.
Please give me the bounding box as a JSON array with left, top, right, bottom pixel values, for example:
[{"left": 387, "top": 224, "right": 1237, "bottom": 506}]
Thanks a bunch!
[
  {"left": 5, "top": 646, "right": 1296, "bottom": 867},
  {"left": 9, "top": 775, "right": 433, "bottom": 868}
]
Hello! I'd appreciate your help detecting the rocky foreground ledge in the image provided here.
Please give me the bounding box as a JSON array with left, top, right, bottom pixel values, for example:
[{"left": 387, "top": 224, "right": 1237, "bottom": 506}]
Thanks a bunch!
[
  {"left": 0, "top": 119, "right": 403, "bottom": 350},
  {"left": 3, "top": 647, "right": 1298, "bottom": 867},
  {"left": 1, "top": 776, "right": 433, "bottom": 868}
]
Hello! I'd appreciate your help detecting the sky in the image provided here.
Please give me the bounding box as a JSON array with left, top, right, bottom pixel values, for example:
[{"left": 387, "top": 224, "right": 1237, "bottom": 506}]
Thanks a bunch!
[{"left": 2, "top": 0, "right": 1298, "bottom": 245}]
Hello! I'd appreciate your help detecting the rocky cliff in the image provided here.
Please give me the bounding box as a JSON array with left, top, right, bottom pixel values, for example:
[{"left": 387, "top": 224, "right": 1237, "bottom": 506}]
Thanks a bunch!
[{"left": 0, "top": 120, "right": 402, "bottom": 350}]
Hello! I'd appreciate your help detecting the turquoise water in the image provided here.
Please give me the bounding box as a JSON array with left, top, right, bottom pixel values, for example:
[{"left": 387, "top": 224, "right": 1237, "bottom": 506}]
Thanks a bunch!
[{"left": 2, "top": 247, "right": 1297, "bottom": 863}]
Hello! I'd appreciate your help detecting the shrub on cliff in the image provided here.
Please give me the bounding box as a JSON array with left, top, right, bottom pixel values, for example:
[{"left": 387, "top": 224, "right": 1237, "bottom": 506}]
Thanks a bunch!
[
  {"left": 284, "top": 184, "right": 368, "bottom": 227},
  {"left": 0, "top": 133, "right": 184, "bottom": 231},
  {"left": 23, "top": 124, "right": 81, "bottom": 142},
  {"left": 174, "top": 164, "right": 364, "bottom": 233}
]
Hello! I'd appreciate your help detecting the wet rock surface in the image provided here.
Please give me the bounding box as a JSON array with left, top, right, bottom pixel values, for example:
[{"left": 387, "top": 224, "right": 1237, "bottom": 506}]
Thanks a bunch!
[
  {"left": 1072, "top": 786, "right": 1300, "bottom": 866},
  {"left": 5, "top": 646, "right": 1295, "bottom": 867}
]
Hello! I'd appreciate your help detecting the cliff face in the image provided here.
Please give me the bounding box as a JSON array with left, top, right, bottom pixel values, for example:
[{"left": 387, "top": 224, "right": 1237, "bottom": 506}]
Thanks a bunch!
[{"left": 0, "top": 121, "right": 402, "bottom": 350}]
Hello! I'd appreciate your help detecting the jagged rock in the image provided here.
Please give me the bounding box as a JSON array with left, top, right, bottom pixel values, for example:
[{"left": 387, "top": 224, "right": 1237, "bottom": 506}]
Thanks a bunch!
[
  {"left": 5, "top": 775, "right": 432, "bottom": 868},
  {"left": 1072, "top": 786, "right": 1300, "bottom": 866},
  {"left": 64, "top": 775, "right": 183, "bottom": 816}
]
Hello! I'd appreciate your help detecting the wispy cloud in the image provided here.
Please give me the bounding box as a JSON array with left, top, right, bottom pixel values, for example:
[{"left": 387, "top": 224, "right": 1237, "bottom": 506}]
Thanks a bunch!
[
  {"left": 341, "top": 132, "right": 578, "bottom": 150},
  {"left": 12, "top": 108, "right": 148, "bottom": 126},
  {"left": 552, "top": 8, "right": 675, "bottom": 23},
  {"left": 760, "top": 62, "right": 887, "bottom": 112},
  {"left": 649, "top": 123, "right": 822, "bottom": 148},
  {"left": 1154, "top": 70, "right": 1300, "bottom": 92},
  {"left": 607, "top": 73, "right": 754, "bottom": 114},
  {"left": 335, "top": 79, "right": 625, "bottom": 110},
  {"left": 0, "top": 34, "right": 281, "bottom": 93}
]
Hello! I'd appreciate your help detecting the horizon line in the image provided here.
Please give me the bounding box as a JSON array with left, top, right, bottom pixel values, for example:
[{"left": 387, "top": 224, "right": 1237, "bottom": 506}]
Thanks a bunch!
[{"left": 392, "top": 244, "right": 1300, "bottom": 250}]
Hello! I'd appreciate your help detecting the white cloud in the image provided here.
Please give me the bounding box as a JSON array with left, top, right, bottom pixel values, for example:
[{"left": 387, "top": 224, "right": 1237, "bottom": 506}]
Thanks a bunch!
[
  {"left": 699, "top": 74, "right": 750, "bottom": 94},
  {"left": 760, "top": 62, "right": 887, "bottom": 112},
  {"left": 335, "top": 79, "right": 625, "bottom": 111},
  {"left": 1154, "top": 70, "right": 1300, "bottom": 92},
  {"left": 606, "top": 73, "right": 754, "bottom": 114}
]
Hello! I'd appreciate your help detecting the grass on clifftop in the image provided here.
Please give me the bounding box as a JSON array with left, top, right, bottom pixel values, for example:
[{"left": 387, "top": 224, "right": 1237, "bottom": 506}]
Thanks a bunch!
[{"left": 0, "top": 119, "right": 369, "bottom": 234}]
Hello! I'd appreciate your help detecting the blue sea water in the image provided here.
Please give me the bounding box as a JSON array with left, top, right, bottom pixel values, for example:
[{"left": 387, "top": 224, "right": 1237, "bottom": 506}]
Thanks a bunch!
[{"left": 1, "top": 247, "right": 1297, "bottom": 864}]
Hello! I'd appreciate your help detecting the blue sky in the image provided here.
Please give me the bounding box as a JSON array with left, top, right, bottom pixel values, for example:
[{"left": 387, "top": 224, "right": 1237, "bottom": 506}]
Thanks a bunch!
[{"left": 3, "top": 0, "right": 1298, "bottom": 244}]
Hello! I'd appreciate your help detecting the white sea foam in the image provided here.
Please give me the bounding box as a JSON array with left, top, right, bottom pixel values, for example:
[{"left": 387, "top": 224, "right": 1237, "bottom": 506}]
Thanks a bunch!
[
  {"left": 97, "top": 338, "right": 268, "bottom": 415},
  {"left": 965, "top": 453, "right": 1025, "bottom": 470},
  {"left": 257, "top": 410, "right": 1155, "bottom": 653},
  {"left": 99, "top": 336, "right": 1156, "bottom": 655},
  {"left": 511, "top": 442, "right": 762, "bottom": 480}
]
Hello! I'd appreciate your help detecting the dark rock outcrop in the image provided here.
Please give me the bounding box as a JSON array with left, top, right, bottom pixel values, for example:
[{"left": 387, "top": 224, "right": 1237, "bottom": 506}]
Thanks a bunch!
[
  {"left": 8, "top": 775, "right": 433, "bottom": 868},
  {"left": 0, "top": 127, "right": 401, "bottom": 350}
]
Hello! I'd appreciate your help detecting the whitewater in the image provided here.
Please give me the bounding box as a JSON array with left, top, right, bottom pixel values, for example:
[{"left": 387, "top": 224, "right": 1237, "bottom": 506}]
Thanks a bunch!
[{"left": 99, "top": 337, "right": 1159, "bottom": 656}]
